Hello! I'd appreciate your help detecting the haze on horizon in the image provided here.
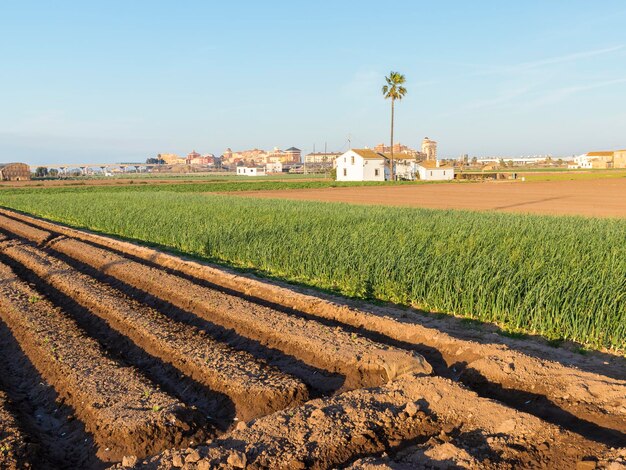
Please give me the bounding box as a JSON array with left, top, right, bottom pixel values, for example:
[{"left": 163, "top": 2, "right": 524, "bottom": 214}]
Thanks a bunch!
[{"left": 2, "top": 0, "right": 626, "bottom": 166}]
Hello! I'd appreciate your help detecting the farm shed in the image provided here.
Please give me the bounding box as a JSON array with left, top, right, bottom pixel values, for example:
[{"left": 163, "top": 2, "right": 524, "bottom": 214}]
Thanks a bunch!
[{"left": 0, "top": 163, "right": 31, "bottom": 181}]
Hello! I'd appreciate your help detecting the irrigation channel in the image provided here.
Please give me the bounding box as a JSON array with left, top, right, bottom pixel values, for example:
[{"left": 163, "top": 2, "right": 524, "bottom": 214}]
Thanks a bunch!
[{"left": 0, "top": 208, "right": 624, "bottom": 469}]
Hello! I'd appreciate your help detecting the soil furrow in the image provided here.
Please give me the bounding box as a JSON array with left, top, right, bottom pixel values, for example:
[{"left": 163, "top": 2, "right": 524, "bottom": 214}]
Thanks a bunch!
[
  {"left": 46, "top": 248, "right": 345, "bottom": 396},
  {"left": 0, "top": 391, "right": 30, "bottom": 470},
  {"left": 0, "top": 239, "right": 309, "bottom": 422},
  {"left": 1, "top": 252, "right": 230, "bottom": 433},
  {"left": 0, "top": 259, "right": 200, "bottom": 462},
  {"left": 35, "top": 237, "right": 432, "bottom": 389},
  {"left": 0, "top": 315, "right": 102, "bottom": 469},
  {"left": 117, "top": 375, "right": 611, "bottom": 470}
]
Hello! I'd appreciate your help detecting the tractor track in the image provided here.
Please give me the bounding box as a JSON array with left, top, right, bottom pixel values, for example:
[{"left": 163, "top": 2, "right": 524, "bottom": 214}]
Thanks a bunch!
[{"left": 0, "top": 208, "right": 624, "bottom": 469}]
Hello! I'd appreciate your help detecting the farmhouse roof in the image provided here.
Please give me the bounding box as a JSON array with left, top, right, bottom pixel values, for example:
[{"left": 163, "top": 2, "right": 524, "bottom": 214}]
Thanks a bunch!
[
  {"left": 418, "top": 160, "right": 453, "bottom": 169},
  {"left": 351, "top": 149, "right": 387, "bottom": 160},
  {"left": 586, "top": 151, "right": 614, "bottom": 157}
]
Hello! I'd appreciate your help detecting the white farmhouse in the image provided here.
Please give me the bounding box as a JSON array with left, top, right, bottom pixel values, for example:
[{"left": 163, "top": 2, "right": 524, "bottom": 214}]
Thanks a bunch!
[
  {"left": 335, "top": 149, "right": 388, "bottom": 181},
  {"left": 236, "top": 166, "right": 266, "bottom": 176},
  {"left": 416, "top": 160, "right": 454, "bottom": 181}
]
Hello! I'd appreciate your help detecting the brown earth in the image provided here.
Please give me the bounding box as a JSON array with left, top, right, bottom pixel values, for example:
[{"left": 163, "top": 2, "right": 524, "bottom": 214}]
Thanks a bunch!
[
  {"left": 0, "top": 391, "right": 28, "bottom": 469},
  {"left": 231, "top": 178, "right": 626, "bottom": 218},
  {"left": 0, "top": 208, "right": 624, "bottom": 469},
  {"left": 0, "top": 255, "right": 203, "bottom": 463}
]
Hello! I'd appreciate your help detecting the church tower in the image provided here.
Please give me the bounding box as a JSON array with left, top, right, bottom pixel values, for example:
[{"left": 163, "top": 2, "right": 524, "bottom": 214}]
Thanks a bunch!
[{"left": 421, "top": 137, "right": 437, "bottom": 161}]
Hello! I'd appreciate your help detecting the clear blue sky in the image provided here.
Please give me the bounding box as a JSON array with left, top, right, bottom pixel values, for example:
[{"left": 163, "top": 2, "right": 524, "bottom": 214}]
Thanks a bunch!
[{"left": 2, "top": 1, "right": 626, "bottom": 165}]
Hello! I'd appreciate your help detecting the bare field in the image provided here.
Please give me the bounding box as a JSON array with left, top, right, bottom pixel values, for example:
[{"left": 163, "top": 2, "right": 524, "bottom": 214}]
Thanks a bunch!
[
  {"left": 0, "top": 209, "right": 624, "bottom": 469},
  {"left": 233, "top": 178, "right": 626, "bottom": 218}
]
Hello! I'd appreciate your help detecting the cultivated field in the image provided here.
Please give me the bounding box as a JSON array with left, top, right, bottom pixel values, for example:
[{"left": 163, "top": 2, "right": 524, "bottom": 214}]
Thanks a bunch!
[
  {"left": 235, "top": 177, "right": 626, "bottom": 218},
  {"left": 0, "top": 185, "right": 623, "bottom": 351},
  {"left": 0, "top": 209, "right": 624, "bottom": 469}
]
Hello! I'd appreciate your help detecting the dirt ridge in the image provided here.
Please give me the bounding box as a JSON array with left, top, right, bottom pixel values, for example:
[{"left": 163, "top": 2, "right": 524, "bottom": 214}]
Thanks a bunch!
[
  {"left": 0, "top": 238, "right": 309, "bottom": 422},
  {"left": 0, "top": 259, "right": 199, "bottom": 461}
]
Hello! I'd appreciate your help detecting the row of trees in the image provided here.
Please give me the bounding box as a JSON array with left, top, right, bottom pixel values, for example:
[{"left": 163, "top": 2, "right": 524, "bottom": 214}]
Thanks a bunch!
[{"left": 34, "top": 167, "right": 59, "bottom": 178}]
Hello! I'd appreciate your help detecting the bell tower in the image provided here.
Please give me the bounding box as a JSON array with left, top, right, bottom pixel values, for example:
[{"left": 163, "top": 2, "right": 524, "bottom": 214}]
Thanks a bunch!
[{"left": 421, "top": 137, "right": 437, "bottom": 161}]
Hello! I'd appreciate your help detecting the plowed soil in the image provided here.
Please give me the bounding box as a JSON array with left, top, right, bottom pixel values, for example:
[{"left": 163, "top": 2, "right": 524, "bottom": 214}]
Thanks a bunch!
[
  {"left": 232, "top": 178, "right": 626, "bottom": 218},
  {"left": 0, "top": 208, "right": 624, "bottom": 469}
]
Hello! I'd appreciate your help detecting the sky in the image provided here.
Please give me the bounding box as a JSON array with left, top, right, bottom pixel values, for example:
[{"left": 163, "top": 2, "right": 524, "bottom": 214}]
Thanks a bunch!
[{"left": 1, "top": 1, "right": 626, "bottom": 165}]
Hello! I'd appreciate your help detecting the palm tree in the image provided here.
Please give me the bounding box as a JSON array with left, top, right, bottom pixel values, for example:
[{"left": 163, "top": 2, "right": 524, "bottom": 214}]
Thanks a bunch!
[{"left": 382, "top": 71, "right": 407, "bottom": 181}]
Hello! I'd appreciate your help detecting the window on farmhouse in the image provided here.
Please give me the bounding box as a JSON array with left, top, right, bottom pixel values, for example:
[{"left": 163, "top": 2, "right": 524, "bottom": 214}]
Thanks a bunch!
[
  {"left": 351, "top": 156, "right": 355, "bottom": 165},
  {"left": 343, "top": 168, "right": 347, "bottom": 176},
  {"left": 375, "top": 169, "right": 379, "bottom": 176},
  {"left": 430, "top": 171, "right": 433, "bottom": 176}
]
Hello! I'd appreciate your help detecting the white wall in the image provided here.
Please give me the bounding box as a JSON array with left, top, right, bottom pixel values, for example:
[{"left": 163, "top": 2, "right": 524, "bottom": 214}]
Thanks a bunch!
[
  {"left": 336, "top": 150, "right": 386, "bottom": 181},
  {"left": 417, "top": 166, "right": 454, "bottom": 181},
  {"left": 237, "top": 167, "right": 266, "bottom": 176}
]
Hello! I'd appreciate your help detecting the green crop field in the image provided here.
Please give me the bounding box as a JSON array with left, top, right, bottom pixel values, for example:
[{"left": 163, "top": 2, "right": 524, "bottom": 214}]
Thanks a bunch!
[
  {"left": 0, "top": 179, "right": 433, "bottom": 196},
  {"left": 0, "top": 187, "right": 624, "bottom": 352}
]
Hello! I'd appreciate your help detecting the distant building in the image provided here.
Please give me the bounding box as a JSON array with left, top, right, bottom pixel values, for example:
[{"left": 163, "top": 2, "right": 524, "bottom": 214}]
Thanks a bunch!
[
  {"left": 0, "top": 163, "right": 31, "bottom": 181},
  {"left": 236, "top": 166, "right": 266, "bottom": 176},
  {"left": 223, "top": 146, "right": 301, "bottom": 165},
  {"left": 421, "top": 137, "right": 437, "bottom": 161},
  {"left": 158, "top": 153, "right": 186, "bottom": 165},
  {"left": 266, "top": 161, "right": 283, "bottom": 173},
  {"left": 187, "top": 150, "right": 201, "bottom": 161},
  {"left": 476, "top": 156, "right": 550, "bottom": 166},
  {"left": 304, "top": 152, "right": 342, "bottom": 164},
  {"left": 614, "top": 149, "right": 626, "bottom": 168},
  {"left": 335, "top": 149, "right": 387, "bottom": 181},
  {"left": 572, "top": 151, "right": 616, "bottom": 169},
  {"left": 373, "top": 142, "right": 421, "bottom": 158},
  {"left": 335, "top": 149, "right": 452, "bottom": 181},
  {"left": 285, "top": 147, "right": 301, "bottom": 162},
  {"left": 417, "top": 160, "right": 454, "bottom": 181},
  {"left": 186, "top": 151, "right": 215, "bottom": 166}
]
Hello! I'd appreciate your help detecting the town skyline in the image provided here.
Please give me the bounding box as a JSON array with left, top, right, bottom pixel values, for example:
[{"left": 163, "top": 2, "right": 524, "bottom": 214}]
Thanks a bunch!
[{"left": 2, "top": 1, "right": 626, "bottom": 166}]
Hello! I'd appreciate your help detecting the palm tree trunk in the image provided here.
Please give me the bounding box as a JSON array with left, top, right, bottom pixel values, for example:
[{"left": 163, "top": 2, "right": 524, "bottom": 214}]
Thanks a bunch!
[{"left": 390, "top": 98, "right": 395, "bottom": 181}]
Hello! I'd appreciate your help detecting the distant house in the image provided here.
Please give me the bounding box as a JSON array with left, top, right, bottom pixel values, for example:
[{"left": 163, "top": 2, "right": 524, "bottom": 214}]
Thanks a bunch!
[
  {"left": 335, "top": 149, "right": 388, "bottom": 181},
  {"left": 572, "top": 150, "right": 626, "bottom": 169},
  {"left": 335, "top": 149, "right": 456, "bottom": 181},
  {"left": 236, "top": 166, "right": 266, "bottom": 176},
  {"left": 0, "top": 163, "right": 31, "bottom": 181},
  {"left": 416, "top": 160, "right": 454, "bottom": 181}
]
